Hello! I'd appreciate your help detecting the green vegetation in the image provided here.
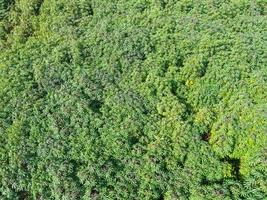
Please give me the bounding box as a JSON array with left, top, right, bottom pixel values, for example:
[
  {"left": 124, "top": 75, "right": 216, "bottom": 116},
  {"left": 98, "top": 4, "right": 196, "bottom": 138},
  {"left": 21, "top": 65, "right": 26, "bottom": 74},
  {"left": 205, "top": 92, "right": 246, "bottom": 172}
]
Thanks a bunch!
[{"left": 0, "top": 0, "right": 266, "bottom": 199}]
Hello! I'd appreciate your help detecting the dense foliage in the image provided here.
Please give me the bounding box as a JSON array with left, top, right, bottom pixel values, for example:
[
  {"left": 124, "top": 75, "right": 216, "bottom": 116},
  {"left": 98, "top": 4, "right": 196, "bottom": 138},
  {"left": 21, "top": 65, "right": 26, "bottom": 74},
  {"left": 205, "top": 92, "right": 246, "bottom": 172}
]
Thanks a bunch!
[{"left": 0, "top": 0, "right": 266, "bottom": 199}]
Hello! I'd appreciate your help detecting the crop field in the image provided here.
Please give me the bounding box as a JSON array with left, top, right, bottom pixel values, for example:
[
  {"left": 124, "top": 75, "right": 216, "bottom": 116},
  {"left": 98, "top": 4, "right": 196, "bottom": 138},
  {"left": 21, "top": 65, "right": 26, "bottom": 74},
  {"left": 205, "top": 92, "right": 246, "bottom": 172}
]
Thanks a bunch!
[{"left": 0, "top": 0, "right": 266, "bottom": 199}]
